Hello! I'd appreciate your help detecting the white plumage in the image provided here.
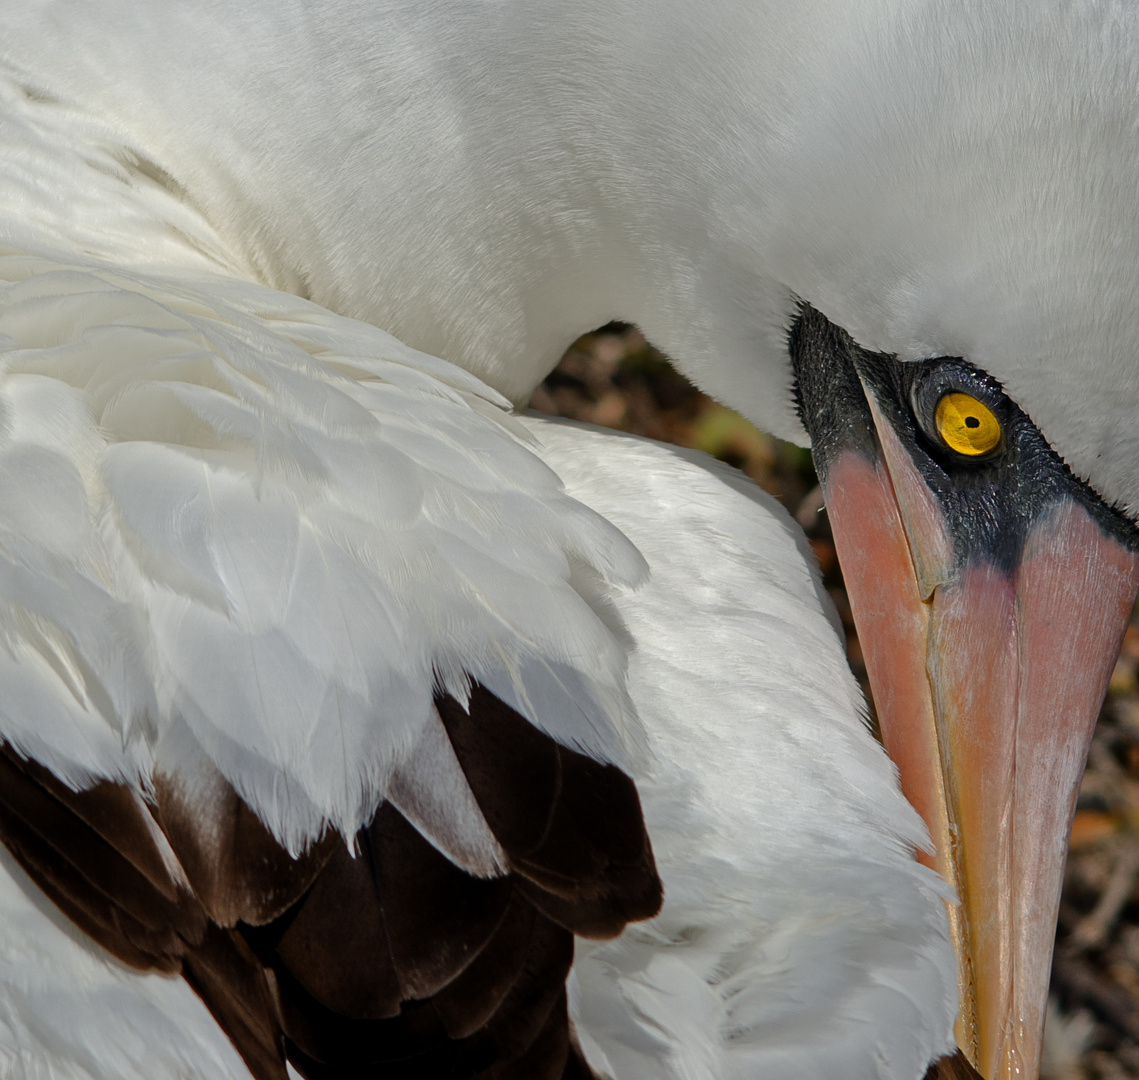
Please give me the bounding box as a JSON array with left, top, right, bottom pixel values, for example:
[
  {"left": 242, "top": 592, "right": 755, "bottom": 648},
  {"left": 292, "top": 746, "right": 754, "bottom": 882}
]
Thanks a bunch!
[
  {"left": 2, "top": 1, "right": 1137, "bottom": 1077},
  {"left": 530, "top": 423, "right": 954, "bottom": 1080}
]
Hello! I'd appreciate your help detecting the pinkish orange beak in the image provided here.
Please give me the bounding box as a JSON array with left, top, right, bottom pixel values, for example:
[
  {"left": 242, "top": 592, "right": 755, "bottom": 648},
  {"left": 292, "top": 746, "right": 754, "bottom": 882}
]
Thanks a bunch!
[
  {"left": 789, "top": 302, "right": 1139, "bottom": 1078},
  {"left": 824, "top": 404, "right": 1138, "bottom": 1079}
]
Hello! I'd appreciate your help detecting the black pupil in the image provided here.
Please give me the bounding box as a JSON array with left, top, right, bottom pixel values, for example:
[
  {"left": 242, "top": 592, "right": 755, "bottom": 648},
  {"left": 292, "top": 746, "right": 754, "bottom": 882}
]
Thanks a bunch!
[{"left": 965, "top": 416, "right": 980, "bottom": 428}]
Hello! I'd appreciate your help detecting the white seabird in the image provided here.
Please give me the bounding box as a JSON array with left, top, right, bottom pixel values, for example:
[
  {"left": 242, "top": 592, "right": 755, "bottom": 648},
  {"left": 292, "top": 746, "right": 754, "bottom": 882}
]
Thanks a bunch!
[{"left": 0, "top": 2, "right": 1137, "bottom": 1079}]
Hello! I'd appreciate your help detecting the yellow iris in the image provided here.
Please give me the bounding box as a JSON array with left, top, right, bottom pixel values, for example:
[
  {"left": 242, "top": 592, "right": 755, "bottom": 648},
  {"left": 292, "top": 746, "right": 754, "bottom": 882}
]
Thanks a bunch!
[{"left": 934, "top": 392, "right": 1002, "bottom": 456}]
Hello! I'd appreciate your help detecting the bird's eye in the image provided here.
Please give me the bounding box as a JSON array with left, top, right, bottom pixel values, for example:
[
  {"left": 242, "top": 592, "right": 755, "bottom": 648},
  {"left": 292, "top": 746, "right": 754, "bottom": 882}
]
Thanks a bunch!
[{"left": 934, "top": 392, "right": 1002, "bottom": 456}]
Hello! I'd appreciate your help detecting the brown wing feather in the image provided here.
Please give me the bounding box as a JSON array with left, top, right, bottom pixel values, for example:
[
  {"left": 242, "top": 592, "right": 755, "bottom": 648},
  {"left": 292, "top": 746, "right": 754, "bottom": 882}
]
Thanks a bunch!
[
  {"left": 0, "top": 796, "right": 182, "bottom": 972},
  {"left": 0, "top": 751, "right": 202, "bottom": 966},
  {"left": 479, "top": 991, "right": 572, "bottom": 1080},
  {"left": 468, "top": 903, "right": 575, "bottom": 1065},
  {"left": 273, "top": 836, "right": 404, "bottom": 1020},
  {"left": 438, "top": 686, "right": 662, "bottom": 938},
  {"left": 155, "top": 762, "right": 339, "bottom": 927},
  {"left": 0, "top": 683, "right": 660, "bottom": 1080},
  {"left": 2, "top": 746, "right": 184, "bottom": 901},
  {"left": 182, "top": 925, "right": 290, "bottom": 1080},
  {"left": 430, "top": 891, "right": 538, "bottom": 1039},
  {"left": 435, "top": 688, "right": 562, "bottom": 856},
  {"left": 368, "top": 802, "right": 515, "bottom": 1001}
]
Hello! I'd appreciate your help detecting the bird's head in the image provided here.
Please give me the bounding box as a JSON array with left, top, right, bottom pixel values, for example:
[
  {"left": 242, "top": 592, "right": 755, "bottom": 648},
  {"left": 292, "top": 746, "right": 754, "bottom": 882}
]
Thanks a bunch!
[{"left": 791, "top": 302, "right": 1139, "bottom": 1080}]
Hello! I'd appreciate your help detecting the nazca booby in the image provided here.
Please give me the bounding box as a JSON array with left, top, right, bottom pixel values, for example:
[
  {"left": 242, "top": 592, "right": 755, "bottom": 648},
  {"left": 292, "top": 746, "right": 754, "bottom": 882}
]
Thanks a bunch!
[{"left": 0, "top": 1, "right": 1138, "bottom": 1078}]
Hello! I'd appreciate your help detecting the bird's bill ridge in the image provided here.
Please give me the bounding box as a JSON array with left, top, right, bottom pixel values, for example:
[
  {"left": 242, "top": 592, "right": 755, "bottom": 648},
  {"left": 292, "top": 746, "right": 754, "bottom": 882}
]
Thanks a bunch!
[{"left": 791, "top": 305, "right": 1139, "bottom": 1079}]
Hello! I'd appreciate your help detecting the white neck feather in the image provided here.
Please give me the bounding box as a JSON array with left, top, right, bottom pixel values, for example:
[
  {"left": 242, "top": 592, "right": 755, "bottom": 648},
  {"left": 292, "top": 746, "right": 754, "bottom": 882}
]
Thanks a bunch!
[{"left": 0, "top": 0, "right": 809, "bottom": 434}]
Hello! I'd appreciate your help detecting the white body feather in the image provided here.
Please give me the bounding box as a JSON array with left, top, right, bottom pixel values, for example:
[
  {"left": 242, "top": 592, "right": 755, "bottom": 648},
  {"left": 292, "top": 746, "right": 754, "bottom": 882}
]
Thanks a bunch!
[{"left": 529, "top": 421, "right": 955, "bottom": 1080}]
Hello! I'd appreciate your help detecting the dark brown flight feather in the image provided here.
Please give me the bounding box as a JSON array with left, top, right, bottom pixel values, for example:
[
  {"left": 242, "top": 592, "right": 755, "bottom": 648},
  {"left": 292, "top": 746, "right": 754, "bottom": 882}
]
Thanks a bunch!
[
  {"left": 0, "top": 682, "right": 661, "bottom": 1080},
  {"left": 368, "top": 802, "right": 515, "bottom": 1002},
  {"left": 0, "top": 750, "right": 203, "bottom": 967},
  {"left": 154, "top": 760, "right": 340, "bottom": 928},
  {"left": 438, "top": 685, "right": 663, "bottom": 938},
  {"left": 2, "top": 745, "right": 183, "bottom": 900},
  {"left": 485, "top": 990, "right": 572, "bottom": 1080},
  {"left": 430, "top": 891, "right": 539, "bottom": 1039},
  {"left": 182, "top": 924, "right": 288, "bottom": 1080},
  {"left": 273, "top": 831, "right": 404, "bottom": 1020}
]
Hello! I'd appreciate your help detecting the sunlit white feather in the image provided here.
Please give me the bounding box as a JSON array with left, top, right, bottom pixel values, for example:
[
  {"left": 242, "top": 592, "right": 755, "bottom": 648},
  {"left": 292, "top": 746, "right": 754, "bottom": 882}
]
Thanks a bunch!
[{"left": 0, "top": 251, "right": 648, "bottom": 852}]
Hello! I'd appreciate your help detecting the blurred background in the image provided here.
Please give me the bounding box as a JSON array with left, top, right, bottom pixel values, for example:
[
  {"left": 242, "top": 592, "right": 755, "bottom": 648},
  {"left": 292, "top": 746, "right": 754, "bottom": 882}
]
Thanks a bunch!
[{"left": 530, "top": 323, "right": 1139, "bottom": 1080}]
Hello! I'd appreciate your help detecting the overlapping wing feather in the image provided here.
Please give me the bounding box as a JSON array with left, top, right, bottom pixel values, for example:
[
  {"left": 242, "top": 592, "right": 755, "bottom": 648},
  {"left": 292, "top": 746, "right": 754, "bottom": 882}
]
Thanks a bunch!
[{"left": 0, "top": 253, "right": 647, "bottom": 854}]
